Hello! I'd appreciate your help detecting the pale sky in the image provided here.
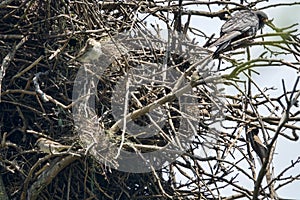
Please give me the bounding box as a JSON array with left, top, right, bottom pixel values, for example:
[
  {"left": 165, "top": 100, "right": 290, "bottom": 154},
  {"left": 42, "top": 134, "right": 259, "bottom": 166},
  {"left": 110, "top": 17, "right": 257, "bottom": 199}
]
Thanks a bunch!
[
  {"left": 141, "top": 1, "right": 300, "bottom": 198},
  {"left": 189, "top": 1, "right": 300, "bottom": 198}
]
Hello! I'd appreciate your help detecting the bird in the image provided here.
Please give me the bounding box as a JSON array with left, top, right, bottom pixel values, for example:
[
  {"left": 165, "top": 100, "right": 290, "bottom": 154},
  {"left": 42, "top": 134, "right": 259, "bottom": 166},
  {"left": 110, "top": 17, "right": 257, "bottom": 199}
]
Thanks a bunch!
[
  {"left": 207, "top": 10, "right": 268, "bottom": 58},
  {"left": 75, "top": 38, "right": 103, "bottom": 63},
  {"left": 247, "top": 127, "right": 268, "bottom": 163},
  {"left": 35, "top": 138, "right": 72, "bottom": 154},
  {"left": 72, "top": 36, "right": 127, "bottom": 65}
]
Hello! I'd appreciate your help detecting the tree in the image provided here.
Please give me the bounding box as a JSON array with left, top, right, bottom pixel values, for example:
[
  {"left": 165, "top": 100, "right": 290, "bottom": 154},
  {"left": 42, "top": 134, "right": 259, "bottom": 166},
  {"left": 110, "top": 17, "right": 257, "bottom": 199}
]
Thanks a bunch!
[{"left": 0, "top": 0, "right": 299, "bottom": 199}]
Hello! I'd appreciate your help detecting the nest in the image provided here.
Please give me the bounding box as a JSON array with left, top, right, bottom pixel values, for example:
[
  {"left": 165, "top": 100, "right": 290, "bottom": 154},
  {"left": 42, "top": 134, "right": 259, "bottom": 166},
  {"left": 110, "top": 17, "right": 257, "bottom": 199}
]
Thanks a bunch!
[{"left": 0, "top": 0, "right": 221, "bottom": 199}]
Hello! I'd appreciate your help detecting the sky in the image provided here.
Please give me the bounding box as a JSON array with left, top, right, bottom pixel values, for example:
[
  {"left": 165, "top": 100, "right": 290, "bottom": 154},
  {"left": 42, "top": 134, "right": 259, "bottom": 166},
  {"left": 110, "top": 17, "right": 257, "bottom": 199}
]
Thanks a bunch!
[
  {"left": 140, "top": 0, "right": 300, "bottom": 198},
  {"left": 188, "top": 1, "right": 300, "bottom": 198},
  {"left": 255, "top": 2, "right": 300, "bottom": 198}
]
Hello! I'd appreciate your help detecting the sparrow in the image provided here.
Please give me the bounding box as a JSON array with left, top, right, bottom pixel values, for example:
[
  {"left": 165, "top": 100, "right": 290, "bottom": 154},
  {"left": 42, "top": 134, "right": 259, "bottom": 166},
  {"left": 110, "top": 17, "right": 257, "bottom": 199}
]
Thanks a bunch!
[
  {"left": 76, "top": 38, "right": 103, "bottom": 63},
  {"left": 207, "top": 10, "right": 268, "bottom": 58},
  {"left": 35, "top": 138, "right": 72, "bottom": 154},
  {"left": 247, "top": 127, "right": 268, "bottom": 163}
]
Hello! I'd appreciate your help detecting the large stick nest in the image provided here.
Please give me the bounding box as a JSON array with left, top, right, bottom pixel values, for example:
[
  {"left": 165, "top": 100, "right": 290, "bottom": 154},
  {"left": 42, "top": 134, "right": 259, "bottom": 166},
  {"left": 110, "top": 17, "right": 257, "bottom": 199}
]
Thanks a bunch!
[
  {"left": 0, "top": 0, "right": 218, "bottom": 199},
  {"left": 3, "top": 1, "right": 299, "bottom": 199}
]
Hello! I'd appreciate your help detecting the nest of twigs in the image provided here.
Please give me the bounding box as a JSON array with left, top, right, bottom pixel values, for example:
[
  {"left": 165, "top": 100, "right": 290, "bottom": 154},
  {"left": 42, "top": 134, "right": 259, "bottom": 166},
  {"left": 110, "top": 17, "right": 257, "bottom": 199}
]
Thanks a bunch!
[{"left": 0, "top": 1, "right": 221, "bottom": 199}]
